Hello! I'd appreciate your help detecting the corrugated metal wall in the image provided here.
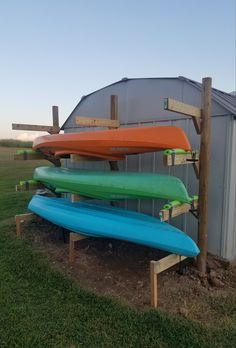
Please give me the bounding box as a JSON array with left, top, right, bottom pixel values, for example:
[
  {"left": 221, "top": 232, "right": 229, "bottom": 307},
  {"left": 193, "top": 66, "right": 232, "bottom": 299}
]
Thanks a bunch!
[{"left": 63, "top": 78, "right": 235, "bottom": 261}]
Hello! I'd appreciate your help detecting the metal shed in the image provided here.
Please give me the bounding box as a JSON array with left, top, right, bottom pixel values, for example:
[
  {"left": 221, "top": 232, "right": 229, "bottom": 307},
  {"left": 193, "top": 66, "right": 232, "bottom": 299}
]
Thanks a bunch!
[{"left": 61, "top": 76, "right": 236, "bottom": 263}]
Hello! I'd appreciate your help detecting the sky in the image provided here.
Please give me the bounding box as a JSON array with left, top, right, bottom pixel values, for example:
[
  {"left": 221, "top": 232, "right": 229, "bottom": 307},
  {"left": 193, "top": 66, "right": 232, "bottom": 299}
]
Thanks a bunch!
[{"left": 0, "top": 0, "right": 235, "bottom": 139}]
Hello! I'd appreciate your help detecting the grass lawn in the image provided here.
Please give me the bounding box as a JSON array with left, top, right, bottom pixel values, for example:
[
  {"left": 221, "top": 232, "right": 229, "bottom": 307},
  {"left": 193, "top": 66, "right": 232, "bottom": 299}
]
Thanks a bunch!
[{"left": 0, "top": 147, "right": 235, "bottom": 347}]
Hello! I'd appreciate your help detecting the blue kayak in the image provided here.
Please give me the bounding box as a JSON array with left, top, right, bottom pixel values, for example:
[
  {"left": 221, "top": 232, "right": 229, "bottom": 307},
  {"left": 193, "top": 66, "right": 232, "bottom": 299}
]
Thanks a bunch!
[{"left": 28, "top": 195, "right": 199, "bottom": 257}]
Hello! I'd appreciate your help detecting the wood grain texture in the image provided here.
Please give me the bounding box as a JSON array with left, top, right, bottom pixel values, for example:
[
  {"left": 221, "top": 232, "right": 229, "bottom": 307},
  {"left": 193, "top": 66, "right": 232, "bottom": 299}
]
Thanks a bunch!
[{"left": 197, "top": 77, "right": 212, "bottom": 274}]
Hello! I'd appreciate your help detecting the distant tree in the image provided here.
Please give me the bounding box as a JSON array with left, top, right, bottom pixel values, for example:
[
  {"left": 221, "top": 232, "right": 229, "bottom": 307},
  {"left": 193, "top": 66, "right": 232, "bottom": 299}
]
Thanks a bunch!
[{"left": 0, "top": 139, "right": 33, "bottom": 148}]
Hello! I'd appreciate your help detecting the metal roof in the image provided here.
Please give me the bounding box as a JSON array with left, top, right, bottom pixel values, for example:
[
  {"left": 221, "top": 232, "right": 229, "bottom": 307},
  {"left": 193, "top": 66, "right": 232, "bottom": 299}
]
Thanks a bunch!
[
  {"left": 61, "top": 76, "right": 236, "bottom": 129},
  {"left": 178, "top": 76, "right": 236, "bottom": 116}
]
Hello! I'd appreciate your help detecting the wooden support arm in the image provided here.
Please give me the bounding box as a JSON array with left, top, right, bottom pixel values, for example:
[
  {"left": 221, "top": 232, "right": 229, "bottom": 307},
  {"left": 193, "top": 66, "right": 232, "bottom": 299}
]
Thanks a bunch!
[
  {"left": 159, "top": 203, "right": 191, "bottom": 222},
  {"left": 164, "top": 98, "right": 202, "bottom": 134},
  {"left": 70, "top": 154, "right": 103, "bottom": 162},
  {"left": 163, "top": 149, "right": 199, "bottom": 166},
  {"left": 159, "top": 197, "right": 198, "bottom": 222},
  {"left": 12, "top": 123, "right": 60, "bottom": 134},
  {"left": 12, "top": 105, "right": 60, "bottom": 134},
  {"left": 16, "top": 181, "right": 44, "bottom": 192},
  {"left": 14, "top": 152, "right": 45, "bottom": 160}
]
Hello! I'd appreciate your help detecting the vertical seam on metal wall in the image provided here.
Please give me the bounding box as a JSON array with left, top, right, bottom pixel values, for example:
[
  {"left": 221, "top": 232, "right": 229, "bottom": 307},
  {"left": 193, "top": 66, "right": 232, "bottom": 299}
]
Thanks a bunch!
[{"left": 221, "top": 115, "right": 234, "bottom": 259}]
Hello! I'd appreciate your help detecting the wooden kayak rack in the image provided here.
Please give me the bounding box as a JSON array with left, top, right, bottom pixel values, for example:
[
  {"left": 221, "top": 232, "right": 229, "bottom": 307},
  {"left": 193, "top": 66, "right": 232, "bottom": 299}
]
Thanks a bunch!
[
  {"left": 164, "top": 78, "right": 212, "bottom": 274},
  {"left": 13, "top": 76, "right": 212, "bottom": 307}
]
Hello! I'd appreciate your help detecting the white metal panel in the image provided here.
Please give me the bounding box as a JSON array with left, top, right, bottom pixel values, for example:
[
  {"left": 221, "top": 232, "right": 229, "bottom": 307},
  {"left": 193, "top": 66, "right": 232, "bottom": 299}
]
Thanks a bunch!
[{"left": 221, "top": 117, "right": 236, "bottom": 260}]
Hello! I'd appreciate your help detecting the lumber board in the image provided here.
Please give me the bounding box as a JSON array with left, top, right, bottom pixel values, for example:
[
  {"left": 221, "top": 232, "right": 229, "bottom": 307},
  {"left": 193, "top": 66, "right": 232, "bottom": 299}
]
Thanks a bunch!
[
  {"left": 71, "top": 194, "right": 81, "bottom": 202},
  {"left": 75, "top": 116, "right": 120, "bottom": 128},
  {"left": 197, "top": 77, "right": 212, "bottom": 273},
  {"left": 152, "top": 254, "right": 187, "bottom": 274},
  {"left": 70, "top": 232, "right": 87, "bottom": 242},
  {"left": 163, "top": 152, "right": 199, "bottom": 166},
  {"left": 14, "top": 153, "right": 44, "bottom": 160},
  {"left": 69, "top": 232, "right": 88, "bottom": 263},
  {"left": 12, "top": 123, "right": 60, "bottom": 133},
  {"left": 15, "top": 213, "right": 36, "bottom": 236},
  {"left": 150, "top": 261, "right": 158, "bottom": 307},
  {"left": 193, "top": 161, "right": 200, "bottom": 179},
  {"left": 109, "top": 95, "right": 119, "bottom": 169},
  {"left": 15, "top": 182, "right": 43, "bottom": 192},
  {"left": 159, "top": 203, "right": 191, "bottom": 221},
  {"left": 52, "top": 106, "right": 59, "bottom": 128},
  {"left": 70, "top": 154, "right": 103, "bottom": 162},
  {"left": 164, "top": 98, "right": 201, "bottom": 118},
  {"left": 159, "top": 199, "right": 198, "bottom": 222},
  {"left": 110, "top": 95, "right": 118, "bottom": 121}
]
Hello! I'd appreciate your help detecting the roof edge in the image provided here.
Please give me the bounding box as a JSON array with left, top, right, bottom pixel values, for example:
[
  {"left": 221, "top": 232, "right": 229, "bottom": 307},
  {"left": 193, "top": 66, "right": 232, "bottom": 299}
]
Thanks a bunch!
[{"left": 61, "top": 76, "right": 236, "bottom": 129}]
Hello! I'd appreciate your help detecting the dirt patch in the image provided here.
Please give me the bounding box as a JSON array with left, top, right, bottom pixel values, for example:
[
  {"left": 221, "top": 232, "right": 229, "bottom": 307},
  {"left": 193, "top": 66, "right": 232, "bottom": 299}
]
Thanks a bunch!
[{"left": 22, "top": 219, "right": 236, "bottom": 326}]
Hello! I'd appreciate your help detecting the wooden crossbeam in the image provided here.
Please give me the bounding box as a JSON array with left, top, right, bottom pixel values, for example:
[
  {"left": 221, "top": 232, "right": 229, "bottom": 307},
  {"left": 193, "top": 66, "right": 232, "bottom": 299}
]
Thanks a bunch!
[
  {"left": 75, "top": 116, "right": 120, "bottom": 128},
  {"left": 159, "top": 203, "right": 191, "bottom": 221},
  {"left": 164, "top": 98, "right": 201, "bottom": 118},
  {"left": 159, "top": 198, "right": 198, "bottom": 222},
  {"left": 150, "top": 254, "right": 187, "bottom": 307},
  {"left": 152, "top": 254, "right": 187, "bottom": 274},
  {"left": 14, "top": 152, "right": 44, "bottom": 160},
  {"left": 16, "top": 183, "right": 43, "bottom": 192},
  {"left": 70, "top": 154, "right": 103, "bottom": 162},
  {"left": 12, "top": 105, "right": 60, "bottom": 134},
  {"left": 12, "top": 123, "right": 60, "bottom": 134},
  {"left": 163, "top": 151, "right": 199, "bottom": 166}
]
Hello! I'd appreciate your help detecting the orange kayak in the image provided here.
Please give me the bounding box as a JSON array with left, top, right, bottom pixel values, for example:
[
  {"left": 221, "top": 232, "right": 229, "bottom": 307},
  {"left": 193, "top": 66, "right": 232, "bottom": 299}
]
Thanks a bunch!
[{"left": 33, "top": 126, "right": 191, "bottom": 160}]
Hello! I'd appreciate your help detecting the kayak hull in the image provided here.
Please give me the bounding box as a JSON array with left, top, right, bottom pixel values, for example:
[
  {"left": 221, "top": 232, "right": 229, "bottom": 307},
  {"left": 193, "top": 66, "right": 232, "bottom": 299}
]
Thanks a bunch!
[
  {"left": 28, "top": 195, "right": 199, "bottom": 257},
  {"left": 33, "top": 126, "right": 191, "bottom": 160},
  {"left": 33, "top": 166, "right": 192, "bottom": 203}
]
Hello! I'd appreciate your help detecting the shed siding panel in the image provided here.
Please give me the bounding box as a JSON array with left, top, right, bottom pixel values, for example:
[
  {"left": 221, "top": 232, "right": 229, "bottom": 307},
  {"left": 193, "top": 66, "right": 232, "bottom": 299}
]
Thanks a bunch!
[{"left": 222, "top": 118, "right": 236, "bottom": 260}]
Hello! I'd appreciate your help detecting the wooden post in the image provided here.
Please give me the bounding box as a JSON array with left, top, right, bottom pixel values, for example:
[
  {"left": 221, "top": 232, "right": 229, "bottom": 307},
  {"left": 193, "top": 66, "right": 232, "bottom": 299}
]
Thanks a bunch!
[
  {"left": 71, "top": 194, "right": 81, "bottom": 202},
  {"left": 12, "top": 105, "right": 60, "bottom": 134},
  {"left": 52, "top": 105, "right": 59, "bottom": 128},
  {"left": 110, "top": 95, "right": 118, "bottom": 123},
  {"left": 15, "top": 213, "right": 35, "bottom": 236},
  {"left": 109, "top": 95, "right": 119, "bottom": 171},
  {"left": 197, "top": 77, "right": 212, "bottom": 274},
  {"left": 150, "top": 261, "right": 158, "bottom": 307},
  {"left": 69, "top": 234, "right": 76, "bottom": 263},
  {"left": 150, "top": 255, "right": 187, "bottom": 307},
  {"left": 69, "top": 232, "right": 87, "bottom": 263}
]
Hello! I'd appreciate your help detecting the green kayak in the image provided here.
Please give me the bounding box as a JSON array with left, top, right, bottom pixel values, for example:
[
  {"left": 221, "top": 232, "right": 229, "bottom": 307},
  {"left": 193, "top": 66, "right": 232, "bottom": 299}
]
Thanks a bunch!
[{"left": 33, "top": 166, "right": 192, "bottom": 203}]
